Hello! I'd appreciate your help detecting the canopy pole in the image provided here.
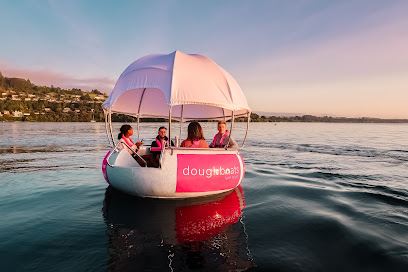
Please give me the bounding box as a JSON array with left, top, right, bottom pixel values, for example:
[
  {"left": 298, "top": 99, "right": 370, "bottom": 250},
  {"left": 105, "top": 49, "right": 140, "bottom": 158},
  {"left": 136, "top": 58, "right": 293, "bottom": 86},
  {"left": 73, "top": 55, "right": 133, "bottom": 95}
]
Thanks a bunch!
[
  {"left": 136, "top": 88, "right": 146, "bottom": 142},
  {"left": 169, "top": 106, "right": 172, "bottom": 144},
  {"left": 179, "top": 104, "right": 184, "bottom": 138},
  {"left": 137, "top": 116, "right": 140, "bottom": 141},
  {"left": 104, "top": 109, "right": 113, "bottom": 147},
  {"left": 108, "top": 109, "right": 115, "bottom": 146},
  {"left": 222, "top": 108, "right": 226, "bottom": 121},
  {"left": 241, "top": 111, "right": 250, "bottom": 149},
  {"left": 225, "top": 110, "right": 235, "bottom": 149}
]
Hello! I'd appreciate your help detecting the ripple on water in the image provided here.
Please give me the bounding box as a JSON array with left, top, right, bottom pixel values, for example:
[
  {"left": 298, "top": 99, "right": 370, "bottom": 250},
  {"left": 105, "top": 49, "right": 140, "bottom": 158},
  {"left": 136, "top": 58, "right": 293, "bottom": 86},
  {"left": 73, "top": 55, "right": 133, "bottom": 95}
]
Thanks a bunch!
[{"left": 1, "top": 122, "right": 408, "bottom": 271}]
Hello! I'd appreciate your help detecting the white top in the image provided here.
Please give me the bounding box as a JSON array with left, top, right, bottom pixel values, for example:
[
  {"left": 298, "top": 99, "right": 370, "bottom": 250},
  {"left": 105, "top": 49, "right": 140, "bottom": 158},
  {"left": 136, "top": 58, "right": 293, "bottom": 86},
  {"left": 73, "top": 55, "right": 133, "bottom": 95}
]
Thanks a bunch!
[{"left": 102, "top": 51, "right": 251, "bottom": 120}]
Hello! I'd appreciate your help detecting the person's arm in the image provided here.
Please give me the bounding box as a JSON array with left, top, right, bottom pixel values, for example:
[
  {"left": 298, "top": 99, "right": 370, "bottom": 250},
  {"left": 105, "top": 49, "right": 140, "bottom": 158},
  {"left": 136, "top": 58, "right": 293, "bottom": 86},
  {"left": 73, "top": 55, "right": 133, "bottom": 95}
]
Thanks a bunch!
[
  {"left": 200, "top": 140, "right": 209, "bottom": 148},
  {"left": 135, "top": 141, "right": 143, "bottom": 150},
  {"left": 226, "top": 135, "right": 238, "bottom": 148},
  {"left": 209, "top": 133, "right": 218, "bottom": 148}
]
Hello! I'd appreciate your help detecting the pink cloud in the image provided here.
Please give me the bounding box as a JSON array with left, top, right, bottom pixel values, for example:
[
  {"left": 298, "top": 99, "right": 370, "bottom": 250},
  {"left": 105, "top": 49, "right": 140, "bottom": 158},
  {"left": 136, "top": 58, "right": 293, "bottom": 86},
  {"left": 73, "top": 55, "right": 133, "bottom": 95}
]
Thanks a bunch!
[{"left": 0, "top": 61, "right": 115, "bottom": 93}]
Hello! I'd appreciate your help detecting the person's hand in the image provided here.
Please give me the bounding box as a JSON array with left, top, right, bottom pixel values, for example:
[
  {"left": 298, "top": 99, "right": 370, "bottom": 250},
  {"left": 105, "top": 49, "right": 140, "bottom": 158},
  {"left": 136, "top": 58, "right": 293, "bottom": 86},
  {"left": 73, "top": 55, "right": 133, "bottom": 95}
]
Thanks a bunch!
[{"left": 136, "top": 141, "right": 143, "bottom": 149}]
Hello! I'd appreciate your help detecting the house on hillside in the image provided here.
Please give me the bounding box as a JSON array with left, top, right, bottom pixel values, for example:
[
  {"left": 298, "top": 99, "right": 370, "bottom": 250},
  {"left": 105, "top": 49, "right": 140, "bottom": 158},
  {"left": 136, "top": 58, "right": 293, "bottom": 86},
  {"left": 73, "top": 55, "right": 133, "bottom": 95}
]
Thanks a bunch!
[
  {"left": 62, "top": 108, "right": 71, "bottom": 113},
  {"left": 94, "top": 95, "right": 105, "bottom": 100},
  {"left": 13, "top": 111, "right": 23, "bottom": 117}
]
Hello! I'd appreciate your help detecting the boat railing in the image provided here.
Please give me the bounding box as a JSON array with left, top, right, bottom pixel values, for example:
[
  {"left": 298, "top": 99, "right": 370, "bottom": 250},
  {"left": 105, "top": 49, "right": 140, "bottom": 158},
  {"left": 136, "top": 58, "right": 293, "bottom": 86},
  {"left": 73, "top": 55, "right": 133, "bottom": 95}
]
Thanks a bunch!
[
  {"left": 107, "top": 141, "right": 239, "bottom": 168},
  {"left": 159, "top": 144, "right": 165, "bottom": 167},
  {"left": 106, "top": 141, "right": 148, "bottom": 168},
  {"left": 164, "top": 146, "right": 239, "bottom": 156}
]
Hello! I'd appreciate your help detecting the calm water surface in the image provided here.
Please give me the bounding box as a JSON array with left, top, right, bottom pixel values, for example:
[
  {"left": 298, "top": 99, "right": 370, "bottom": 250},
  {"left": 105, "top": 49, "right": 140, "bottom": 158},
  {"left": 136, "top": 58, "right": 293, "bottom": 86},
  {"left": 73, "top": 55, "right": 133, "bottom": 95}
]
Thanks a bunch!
[{"left": 0, "top": 122, "right": 407, "bottom": 271}]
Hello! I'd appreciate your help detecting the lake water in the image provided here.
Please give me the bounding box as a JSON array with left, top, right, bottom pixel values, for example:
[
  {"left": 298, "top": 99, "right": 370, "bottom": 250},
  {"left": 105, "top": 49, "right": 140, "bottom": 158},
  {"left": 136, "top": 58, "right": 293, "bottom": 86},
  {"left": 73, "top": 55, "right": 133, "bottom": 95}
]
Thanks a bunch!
[{"left": 0, "top": 122, "right": 407, "bottom": 271}]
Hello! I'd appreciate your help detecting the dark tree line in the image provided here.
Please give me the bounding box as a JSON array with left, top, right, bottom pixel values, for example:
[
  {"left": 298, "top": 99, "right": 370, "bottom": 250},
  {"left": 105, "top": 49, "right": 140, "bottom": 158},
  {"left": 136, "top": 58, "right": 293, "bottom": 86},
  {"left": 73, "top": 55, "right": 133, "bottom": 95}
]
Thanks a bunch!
[{"left": 245, "top": 113, "right": 408, "bottom": 123}]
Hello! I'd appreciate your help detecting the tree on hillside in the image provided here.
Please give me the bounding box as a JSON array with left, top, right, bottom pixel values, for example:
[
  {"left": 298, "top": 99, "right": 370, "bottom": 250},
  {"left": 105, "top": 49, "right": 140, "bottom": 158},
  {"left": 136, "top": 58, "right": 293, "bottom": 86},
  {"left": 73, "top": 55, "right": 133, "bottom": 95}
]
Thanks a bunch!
[
  {"left": 250, "top": 113, "right": 260, "bottom": 121},
  {"left": 91, "top": 89, "right": 102, "bottom": 95},
  {"left": 9, "top": 78, "right": 32, "bottom": 92},
  {"left": 71, "top": 88, "right": 83, "bottom": 95},
  {"left": 0, "top": 71, "right": 4, "bottom": 90},
  {"left": 81, "top": 93, "right": 91, "bottom": 101}
]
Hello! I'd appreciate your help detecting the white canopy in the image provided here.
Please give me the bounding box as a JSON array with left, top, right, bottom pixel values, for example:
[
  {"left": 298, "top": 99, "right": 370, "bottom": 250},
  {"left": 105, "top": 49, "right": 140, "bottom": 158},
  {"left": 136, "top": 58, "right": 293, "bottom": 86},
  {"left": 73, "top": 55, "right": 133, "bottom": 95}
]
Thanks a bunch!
[{"left": 102, "top": 51, "right": 251, "bottom": 120}]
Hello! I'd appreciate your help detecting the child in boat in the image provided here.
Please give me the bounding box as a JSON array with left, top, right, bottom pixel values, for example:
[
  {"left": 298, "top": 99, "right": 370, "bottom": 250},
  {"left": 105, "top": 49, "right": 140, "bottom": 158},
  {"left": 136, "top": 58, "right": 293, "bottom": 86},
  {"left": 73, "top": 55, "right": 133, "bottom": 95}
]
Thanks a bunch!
[
  {"left": 180, "top": 122, "right": 209, "bottom": 148},
  {"left": 210, "top": 121, "right": 238, "bottom": 148}
]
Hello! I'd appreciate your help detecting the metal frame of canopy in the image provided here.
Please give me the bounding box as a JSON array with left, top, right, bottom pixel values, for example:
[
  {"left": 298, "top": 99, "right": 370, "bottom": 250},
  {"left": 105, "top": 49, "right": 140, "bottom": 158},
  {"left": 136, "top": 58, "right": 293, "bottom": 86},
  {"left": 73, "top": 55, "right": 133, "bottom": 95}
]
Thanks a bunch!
[{"left": 103, "top": 105, "right": 250, "bottom": 151}]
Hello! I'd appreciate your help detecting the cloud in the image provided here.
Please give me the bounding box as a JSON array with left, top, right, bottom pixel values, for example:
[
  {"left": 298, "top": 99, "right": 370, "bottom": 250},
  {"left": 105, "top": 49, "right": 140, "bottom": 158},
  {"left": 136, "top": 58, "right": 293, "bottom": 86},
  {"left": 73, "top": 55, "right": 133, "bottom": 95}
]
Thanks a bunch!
[{"left": 0, "top": 61, "right": 115, "bottom": 93}]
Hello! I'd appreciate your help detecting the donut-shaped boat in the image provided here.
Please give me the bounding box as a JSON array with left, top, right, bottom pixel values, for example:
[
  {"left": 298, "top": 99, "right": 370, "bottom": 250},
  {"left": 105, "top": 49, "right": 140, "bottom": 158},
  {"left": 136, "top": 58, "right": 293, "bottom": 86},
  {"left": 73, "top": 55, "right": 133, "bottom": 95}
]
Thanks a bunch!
[{"left": 101, "top": 51, "right": 251, "bottom": 198}]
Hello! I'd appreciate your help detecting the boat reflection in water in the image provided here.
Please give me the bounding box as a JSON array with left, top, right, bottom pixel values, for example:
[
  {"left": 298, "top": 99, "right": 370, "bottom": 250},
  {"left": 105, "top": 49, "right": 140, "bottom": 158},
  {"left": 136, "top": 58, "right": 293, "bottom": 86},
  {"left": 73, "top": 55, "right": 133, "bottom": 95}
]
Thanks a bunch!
[{"left": 102, "top": 186, "right": 254, "bottom": 271}]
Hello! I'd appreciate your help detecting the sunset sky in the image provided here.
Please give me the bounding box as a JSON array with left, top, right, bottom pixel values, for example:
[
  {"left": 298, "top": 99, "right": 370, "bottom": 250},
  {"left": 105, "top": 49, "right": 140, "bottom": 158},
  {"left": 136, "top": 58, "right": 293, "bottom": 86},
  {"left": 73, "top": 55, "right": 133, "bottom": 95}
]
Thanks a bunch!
[{"left": 1, "top": 0, "right": 407, "bottom": 118}]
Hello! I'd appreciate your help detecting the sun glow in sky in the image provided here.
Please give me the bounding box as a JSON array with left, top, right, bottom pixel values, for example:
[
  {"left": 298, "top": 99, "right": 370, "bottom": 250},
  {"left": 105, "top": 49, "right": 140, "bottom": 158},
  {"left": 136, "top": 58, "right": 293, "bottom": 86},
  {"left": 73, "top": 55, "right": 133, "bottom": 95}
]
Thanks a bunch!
[{"left": 1, "top": 0, "right": 407, "bottom": 118}]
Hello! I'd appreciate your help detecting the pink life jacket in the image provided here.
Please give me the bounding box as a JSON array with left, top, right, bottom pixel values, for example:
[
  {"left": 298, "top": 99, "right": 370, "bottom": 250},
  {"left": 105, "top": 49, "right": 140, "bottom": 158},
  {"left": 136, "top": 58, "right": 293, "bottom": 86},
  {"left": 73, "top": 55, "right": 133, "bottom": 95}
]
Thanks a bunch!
[
  {"left": 121, "top": 136, "right": 136, "bottom": 154},
  {"left": 151, "top": 137, "right": 169, "bottom": 152},
  {"left": 192, "top": 140, "right": 200, "bottom": 148},
  {"left": 210, "top": 130, "right": 229, "bottom": 148},
  {"left": 121, "top": 136, "right": 135, "bottom": 147}
]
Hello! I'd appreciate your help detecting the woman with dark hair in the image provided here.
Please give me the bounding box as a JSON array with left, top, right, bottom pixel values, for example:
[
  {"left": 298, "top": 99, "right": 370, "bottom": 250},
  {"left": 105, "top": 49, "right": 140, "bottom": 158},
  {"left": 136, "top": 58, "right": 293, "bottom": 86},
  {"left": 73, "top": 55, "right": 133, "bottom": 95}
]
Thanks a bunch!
[
  {"left": 180, "top": 122, "right": 209, "bottom": 148},
  {"left": 118, "top": 124, "right": 143, "bottom": 154},
  {"left": 118, "top": 124, "right": 165, "bottom": 167}
]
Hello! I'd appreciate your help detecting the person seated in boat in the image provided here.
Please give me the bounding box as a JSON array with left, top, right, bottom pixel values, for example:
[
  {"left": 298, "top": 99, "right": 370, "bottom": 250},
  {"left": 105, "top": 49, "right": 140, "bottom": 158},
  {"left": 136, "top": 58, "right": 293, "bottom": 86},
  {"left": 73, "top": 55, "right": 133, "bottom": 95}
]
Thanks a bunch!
[
  {"left": 118, "top": 125, "right": 156, "bottom": 167},
  {"left": 180, "top": 122, "right": 209, "bottom": 148},
  {"left": 118, "top": 125, "right": 143, "bottom": 153},
  {"left": 210, "top": 121, "right": 238, "bottom": 148},
  {"left": 150, "top": 126, "right": 174, "bottom": 155},
  {"left": 150, "top": 127, "right": 174, "bottom": 165}
]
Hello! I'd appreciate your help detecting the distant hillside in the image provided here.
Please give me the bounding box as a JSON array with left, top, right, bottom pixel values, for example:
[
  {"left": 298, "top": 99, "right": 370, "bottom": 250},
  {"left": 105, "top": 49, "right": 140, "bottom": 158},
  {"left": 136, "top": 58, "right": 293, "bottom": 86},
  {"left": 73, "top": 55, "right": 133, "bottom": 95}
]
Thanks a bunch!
[
  {"left": 1, "top": 72, "right": 407, "bottom": 123},
  {"left": 0, "top": 72, "right": 166, "bottom": 122},
  {"left": 0, "top": 72, "right": 109, "bottom": 122}
]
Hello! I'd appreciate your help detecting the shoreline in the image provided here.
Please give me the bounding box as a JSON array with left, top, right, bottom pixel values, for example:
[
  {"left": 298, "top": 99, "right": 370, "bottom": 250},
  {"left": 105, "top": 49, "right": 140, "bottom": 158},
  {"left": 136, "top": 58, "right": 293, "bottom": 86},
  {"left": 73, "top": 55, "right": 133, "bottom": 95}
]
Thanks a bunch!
[{"left": 2, "top": 120, "right": 407, "bottom": 124}]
